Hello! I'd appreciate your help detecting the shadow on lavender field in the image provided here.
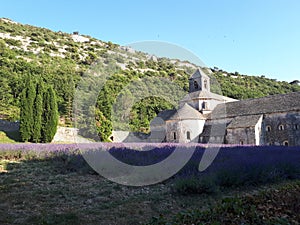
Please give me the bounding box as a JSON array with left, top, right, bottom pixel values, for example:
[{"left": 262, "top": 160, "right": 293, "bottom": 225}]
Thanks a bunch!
[
  {"left": 0, "top": 143, "right": 300, "bottom": 224},
  {"left": 1, "top": 143, "right": 300, "bottom": 191}
]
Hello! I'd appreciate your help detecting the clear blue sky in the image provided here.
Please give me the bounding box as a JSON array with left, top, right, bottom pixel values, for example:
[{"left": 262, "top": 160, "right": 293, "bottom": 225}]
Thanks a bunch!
[{"left": 1, "top": 0, "right": 299, "bottom": 82}]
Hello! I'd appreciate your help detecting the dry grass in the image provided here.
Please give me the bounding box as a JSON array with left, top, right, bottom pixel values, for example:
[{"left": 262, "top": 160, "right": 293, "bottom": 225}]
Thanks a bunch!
[
  {"left": 0, "top": 132, "right": 15, "bottom": 143},
  {"left": 0, "top": 158, "right": 216, "bottom": 225},
  {"left": 1, "top": 157, "right": 299, "bottom": 225}
]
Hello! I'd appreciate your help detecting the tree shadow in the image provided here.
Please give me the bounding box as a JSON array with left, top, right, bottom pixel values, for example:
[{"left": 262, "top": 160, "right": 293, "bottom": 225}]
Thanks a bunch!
[
  {"left": 0, "top": 155, "right": 96, "bottom": 225},
  {"left": 0, "top": 119, "right": 21, "bottom": 142},
  {"left": 3, "top": 130, "right": 21, "bottom": 142}
]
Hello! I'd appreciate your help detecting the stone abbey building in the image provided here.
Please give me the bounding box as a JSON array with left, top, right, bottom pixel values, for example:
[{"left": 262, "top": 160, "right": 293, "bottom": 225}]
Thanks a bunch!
[{"left": 149, "top": 68, "right": 300, "bottom": 146}]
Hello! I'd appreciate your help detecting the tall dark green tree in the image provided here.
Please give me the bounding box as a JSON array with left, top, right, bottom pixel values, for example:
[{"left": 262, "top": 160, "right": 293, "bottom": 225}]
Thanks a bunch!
[
  {"left": 19, "top": 75, "right": 36, "bottom": 142},
  {"left": 41, "top": 85, "right": 58, "bottom": 143},
  {"left": 20, "top": 77, "right": 58, "bottom": 143},
  {"left": 32, "top": 81, "right": 44, "bottom": 142}
]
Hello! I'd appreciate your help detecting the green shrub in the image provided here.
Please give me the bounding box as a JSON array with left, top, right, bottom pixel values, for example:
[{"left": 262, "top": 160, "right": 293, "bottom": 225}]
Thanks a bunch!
[
  {"left": 30, "top": 35, "right": 43, "bottom": 42},
  {"left": 4, "top": 38, "right": 22, "bottom": 47}
]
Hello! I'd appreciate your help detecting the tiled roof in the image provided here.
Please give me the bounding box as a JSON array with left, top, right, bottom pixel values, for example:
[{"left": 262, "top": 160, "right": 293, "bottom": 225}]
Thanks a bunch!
[
  {"left": 157, "top": 103, "right": 205, "bottom": 121},
  {"left": 227, "top": 115, "right": 263, "bottom": 129},
  {"left": 189, "top": 68, "right": 208, "bottom": 79},
  {"left": 157, "top": 109, "right": 177, "bottom": 121},
  {"left": 180, "top": 90, "right": 237, "bottom": 103},
  {"left": 212, "top": 91, "right": 300, "bottom": 119},
  {"left": 200, "top": 123, "right": 227, "bottom": 137}
]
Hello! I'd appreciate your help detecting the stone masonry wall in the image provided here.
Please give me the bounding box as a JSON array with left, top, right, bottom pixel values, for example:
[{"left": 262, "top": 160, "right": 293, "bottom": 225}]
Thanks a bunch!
[
  {"left": 0, "top": 120, "right": 19, "bottom": 132},
  {"left": 262, "top": 111, "right": 300, "bottom": 146}
]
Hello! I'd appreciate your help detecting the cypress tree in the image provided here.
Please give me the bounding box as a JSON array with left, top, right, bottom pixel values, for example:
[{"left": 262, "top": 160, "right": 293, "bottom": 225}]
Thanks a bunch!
[
  {"left": 19, "top": 76, "right": 36, "bottom": 142},
  {"left": 48, "top": 85, "right": 58, "bottom": 141},
  {"left": 32, "top": 80, "right": 44, "bottom": 142},
  {"left": 42, "top": 85, "right": 58, "bottom": 142}
]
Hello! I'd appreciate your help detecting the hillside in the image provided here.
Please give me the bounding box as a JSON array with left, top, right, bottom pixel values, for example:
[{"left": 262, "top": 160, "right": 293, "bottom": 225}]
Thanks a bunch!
[{"left": 1, "top": 18, "right": 299, "bottom": 140}]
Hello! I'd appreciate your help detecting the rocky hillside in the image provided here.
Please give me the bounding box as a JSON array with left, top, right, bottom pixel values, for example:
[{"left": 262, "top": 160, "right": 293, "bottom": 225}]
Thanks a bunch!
[{"left": 1, "top": 18, "right": 299, "bottom": 140}]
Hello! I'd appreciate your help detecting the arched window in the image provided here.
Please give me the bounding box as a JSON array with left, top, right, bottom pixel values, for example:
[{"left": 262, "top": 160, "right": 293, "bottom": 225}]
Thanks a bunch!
[
  {"left": 194, "top": 81, "right": 199, "bottom": 89},
  {"left": 266, "top": 126, "right": 271, "bottom": 132},
  {"left": 240, "top": 140, "right": 244, "bottom": 145},
  {"left": 173, "top": 132, "right": 176, "bottom": 140},
  {"left": 278, "top": 124, "right": 284, "bottom": 131},
  {"left": 283, "top": 141, "right": 289, "bottom": 146},
  {"left": 186, "top": 131, "right": 191, "bottom": 140}
]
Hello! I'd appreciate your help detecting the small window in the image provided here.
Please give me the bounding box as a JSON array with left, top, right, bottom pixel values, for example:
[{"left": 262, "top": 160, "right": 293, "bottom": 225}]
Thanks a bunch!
[
  {"left": 186, "top": 131, "right": 191, "bottom": 140},
  {"left": 294, "top": 124, "right": 299, "bottom": 130},
  {"left": 194, "top": 81, "right": 199, "bottom": 89},
  {"left": 278, "top": 124, "right": 284, "bottom": 131},
  {"left": 202, "top": 101, "right": 208, "bottom": 109},
  {"left": 283, "top": 141, "right": 289, "bottom": 146},
  {"left": 173, "top": 132, "right": 176, "bottom": 140},
  {"left": 240, "top": 140, "right": 244, "bottom": 145},
  {"left": 204, "top": 79, "right": 208, "bottom": 89},
  {"left": 266, "top": 126, "right": 271, "bottom": 132}
]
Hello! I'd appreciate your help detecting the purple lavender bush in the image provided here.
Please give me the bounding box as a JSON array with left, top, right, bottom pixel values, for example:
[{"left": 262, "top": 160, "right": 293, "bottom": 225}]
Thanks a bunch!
[
  {"left": 173, "top": 145, "right": 300, "bottom": 194},
  {"left": 0, "top": 143, "right": 299, "bottom": 191}
]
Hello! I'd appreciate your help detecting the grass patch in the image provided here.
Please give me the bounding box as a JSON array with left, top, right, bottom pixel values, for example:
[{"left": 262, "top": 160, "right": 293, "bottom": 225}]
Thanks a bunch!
[
  {"left": 173, "top": 176, "right": 219, "bottom": 195},
  {"left": 26, "top": 212, "right": 81, "bottom": 225},
  {"left": 150, "top": 181, "right": 300, "bottom": 224},
  {"left": 1, "top": 145, "right": 300, "bottom": 224},
  {"left": 0, "top": 131, "right": 18, "bottom": 143}
]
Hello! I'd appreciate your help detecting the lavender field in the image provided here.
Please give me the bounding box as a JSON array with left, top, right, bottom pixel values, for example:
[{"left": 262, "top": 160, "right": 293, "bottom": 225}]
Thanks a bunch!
[
  {"left": 1, "top": 143, "right": 300, "bottom": 224},
  {"left": 1, "top": 143, "right": 300, "bottom": 186}
]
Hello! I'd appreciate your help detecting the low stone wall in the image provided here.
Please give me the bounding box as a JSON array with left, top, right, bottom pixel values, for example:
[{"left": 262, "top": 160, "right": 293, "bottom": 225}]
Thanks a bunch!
[
  {"left": 52, "top": 126, "right": 79, "bottom": 143},
  {"left": 52, "top": 126, "right": 92, "bottom": 143},
  {"left": 0, "top": 120, "right": 19, "bottom": 132}
]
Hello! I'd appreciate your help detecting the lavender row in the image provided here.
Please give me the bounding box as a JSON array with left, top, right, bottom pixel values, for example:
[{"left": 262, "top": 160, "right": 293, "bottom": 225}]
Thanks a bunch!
[{"left": 1, "top": 144, "right": 299, "bottom": 187}]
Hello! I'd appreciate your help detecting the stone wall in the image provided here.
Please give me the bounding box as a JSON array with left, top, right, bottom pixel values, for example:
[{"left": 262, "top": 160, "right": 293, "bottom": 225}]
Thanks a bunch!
[
  {"left": 262, "top": 111, "right": 300, "bottom": 146},
  {"left": 226, "top": 127, "right": 256, "bottom": 145},
  {"left": 0, "top": 120, "right": 19, "bottom": 132},
  {"left": 165, "top": 119, "right": 205, "bottom": 143},
  {"left": 52, "top": 126, "right": 79, "bottom": 143},
  {"left": 225, "top": 111, "right": 300, "bottom": 146}
]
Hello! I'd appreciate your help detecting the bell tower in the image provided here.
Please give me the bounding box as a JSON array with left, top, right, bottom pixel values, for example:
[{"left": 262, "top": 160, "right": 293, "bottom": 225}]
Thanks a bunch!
[{"left": 188, "top": 68, "right": 210, "bottom": 93}]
